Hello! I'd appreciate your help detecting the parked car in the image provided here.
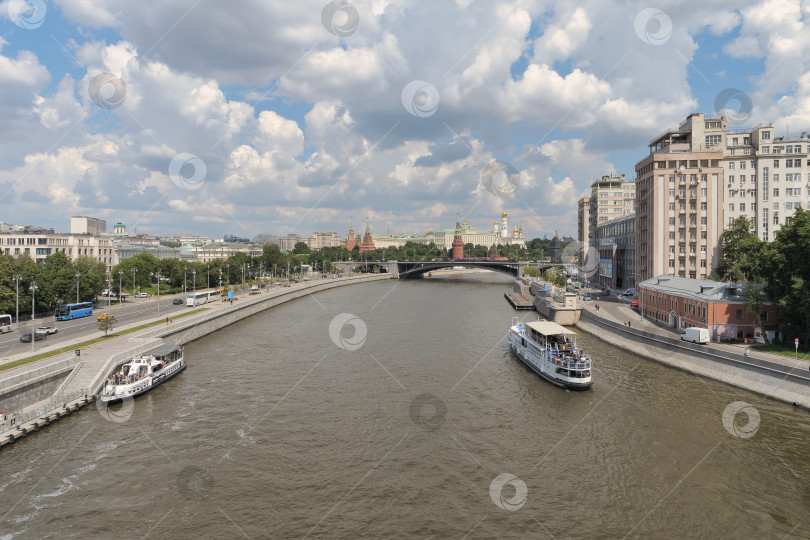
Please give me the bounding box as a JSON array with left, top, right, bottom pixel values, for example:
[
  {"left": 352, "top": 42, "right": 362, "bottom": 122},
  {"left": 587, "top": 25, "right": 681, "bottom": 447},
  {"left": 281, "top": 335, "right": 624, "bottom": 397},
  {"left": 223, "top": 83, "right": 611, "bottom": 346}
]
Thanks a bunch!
[
  {"left": 135, "top": 292, "right": 148, "bottom": 299},
  {"left": 584, "top": 295, "right": 592, "bottom": 301},
  {"left": 630, "top": 299, "right": 639, "bottom": 309},
  {"left": 37, "top": 326, "right": 58, "bottom": 335},
  {"left": 20, "top": 331, "right": 46, "bottom": 342},
  {"left": 601, "top": 288, "right": 610, "bottom": 296},
  {"left": 681, "top": 327, "right": 710, "bottom": 344},
  {"left": 622, "top": 288, "right": 636, "bottom": 297},
  {"left": 172, "top": 298, "right": 184, "bottom": 305}
]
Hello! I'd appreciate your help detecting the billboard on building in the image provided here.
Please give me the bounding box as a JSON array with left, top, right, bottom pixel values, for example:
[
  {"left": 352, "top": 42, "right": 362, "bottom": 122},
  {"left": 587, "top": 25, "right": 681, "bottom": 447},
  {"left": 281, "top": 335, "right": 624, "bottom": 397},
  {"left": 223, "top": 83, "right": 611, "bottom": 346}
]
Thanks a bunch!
[{"left": 600, "top": 259, "right": 613, "bottom": 278}]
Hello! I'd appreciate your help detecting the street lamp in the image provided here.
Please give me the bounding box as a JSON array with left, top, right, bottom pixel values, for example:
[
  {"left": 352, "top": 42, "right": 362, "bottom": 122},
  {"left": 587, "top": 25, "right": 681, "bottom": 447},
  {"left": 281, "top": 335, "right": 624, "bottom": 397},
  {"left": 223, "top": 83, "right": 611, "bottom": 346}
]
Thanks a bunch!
[
  {"left": 154, "top": 271, "right": 161, "bottom": 318},
  {"left": 207, "top": 264, "right": 210, "bottom": 289},
  {"left": 118, "top": 270, "right": 123, "bottom": 304},
  {"left": 107, "top": 274, "right": 112, "bottom": 314},
  {"left": 75, "top": 271, "right": 81, "bottom": 303},
  {"left": 184, "top": 266, "right": 187, "bottom": 294},
  {"left": 13, "top": 274, "right": 21, "bottom": 330},
  {"left": 192, "top": 270, "right": 197, "bottom": 296},
  {"left": 219, "top": 268, "right": 223, "bottom": 288},
  {"left": 133, "top": 268, "right": 138, "bottom": 298},
  {"left": 29, "top": 281, "right": 37, "bottom": 353}
]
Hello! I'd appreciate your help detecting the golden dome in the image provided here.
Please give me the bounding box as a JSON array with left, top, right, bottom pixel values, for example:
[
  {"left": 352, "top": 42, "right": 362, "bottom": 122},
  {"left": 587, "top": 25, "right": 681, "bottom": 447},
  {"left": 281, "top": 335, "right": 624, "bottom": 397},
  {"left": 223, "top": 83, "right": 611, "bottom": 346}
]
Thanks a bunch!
[
  {"left": 462, "top": 221, "right": 468, "bottom": 226},
  {"left": 513, "top": 226, "right": 518, "bottom": 233},
  {"left": 493, "top": 220, "right": 498, "bottom": 225},
  {"left": 501, "top": 211, "right": 508, "bottom": 218}
]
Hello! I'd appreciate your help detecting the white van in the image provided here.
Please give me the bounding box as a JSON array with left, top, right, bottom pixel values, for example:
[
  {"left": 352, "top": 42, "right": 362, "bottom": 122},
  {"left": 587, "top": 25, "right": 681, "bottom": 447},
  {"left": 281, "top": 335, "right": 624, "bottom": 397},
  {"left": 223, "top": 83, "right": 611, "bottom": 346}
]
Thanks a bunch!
[
  {"left": 681, "top": 327, "right": 709, "bottom": 344},
  {"left": 622, "top": 288, "right": 635, "bottom": 297}
]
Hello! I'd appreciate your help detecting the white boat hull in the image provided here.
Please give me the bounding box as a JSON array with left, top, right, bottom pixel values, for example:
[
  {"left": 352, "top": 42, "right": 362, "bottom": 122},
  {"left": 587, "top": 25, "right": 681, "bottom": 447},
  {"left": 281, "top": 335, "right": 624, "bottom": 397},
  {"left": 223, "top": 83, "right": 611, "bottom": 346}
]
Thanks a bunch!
[
  {"left": 100, "top": 357, "right": 186, "bottom": 403},
  {"left": 508, "top": 328, "right": 593, "bottom": 391}
]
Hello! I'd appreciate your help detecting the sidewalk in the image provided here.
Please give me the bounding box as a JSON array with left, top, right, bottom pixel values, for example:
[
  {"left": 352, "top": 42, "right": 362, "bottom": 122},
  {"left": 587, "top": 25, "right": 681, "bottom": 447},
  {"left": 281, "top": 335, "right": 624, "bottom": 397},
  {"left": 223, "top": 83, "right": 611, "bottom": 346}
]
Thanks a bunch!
[{"left": 583, "top": 295, "right": 808, "bottom": 372}]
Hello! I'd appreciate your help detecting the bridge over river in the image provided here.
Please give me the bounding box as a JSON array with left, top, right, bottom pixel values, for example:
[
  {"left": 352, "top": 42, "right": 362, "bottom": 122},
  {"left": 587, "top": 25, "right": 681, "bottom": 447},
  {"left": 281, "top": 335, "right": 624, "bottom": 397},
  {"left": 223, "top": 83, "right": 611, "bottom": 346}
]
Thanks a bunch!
[{"left": 332, "top": 260, "right": 559, "bottom": 279}]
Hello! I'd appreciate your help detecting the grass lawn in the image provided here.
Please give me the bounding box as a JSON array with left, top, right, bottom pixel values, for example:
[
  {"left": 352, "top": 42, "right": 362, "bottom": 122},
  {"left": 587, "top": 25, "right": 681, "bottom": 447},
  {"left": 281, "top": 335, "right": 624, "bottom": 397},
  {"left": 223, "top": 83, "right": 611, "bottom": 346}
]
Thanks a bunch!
[
  {"left": 0, "top": 308, "right": 208, "bottom": 373},
  {"left": 753, "top": 343, "right": 810, "bottom": 361}
]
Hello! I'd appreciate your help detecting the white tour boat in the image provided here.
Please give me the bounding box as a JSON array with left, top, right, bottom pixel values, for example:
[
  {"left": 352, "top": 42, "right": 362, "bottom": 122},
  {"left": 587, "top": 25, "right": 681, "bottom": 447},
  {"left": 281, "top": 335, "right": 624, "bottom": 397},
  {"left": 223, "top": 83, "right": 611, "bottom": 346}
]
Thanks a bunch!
[
  {"left": 507, "top": 318, "right": 593, "bottom": 390},
  {"left": 100, "top": 344, "right": 185, "bottom": 403}
]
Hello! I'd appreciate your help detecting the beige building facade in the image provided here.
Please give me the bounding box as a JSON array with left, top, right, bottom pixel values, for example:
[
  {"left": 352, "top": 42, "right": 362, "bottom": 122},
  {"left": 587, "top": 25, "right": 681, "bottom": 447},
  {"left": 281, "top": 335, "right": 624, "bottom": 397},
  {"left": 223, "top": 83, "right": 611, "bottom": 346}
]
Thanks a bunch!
[{"left": 635, "top": 113, "right": 726, "bottom": 282}]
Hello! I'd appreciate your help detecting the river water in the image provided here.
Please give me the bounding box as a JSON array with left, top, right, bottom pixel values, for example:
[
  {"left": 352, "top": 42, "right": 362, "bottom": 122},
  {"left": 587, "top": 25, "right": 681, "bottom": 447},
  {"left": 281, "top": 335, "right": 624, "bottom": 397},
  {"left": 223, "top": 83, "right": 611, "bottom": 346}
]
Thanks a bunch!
[{"left": 1, "top": 272, "right": 809, "bottom": 539}]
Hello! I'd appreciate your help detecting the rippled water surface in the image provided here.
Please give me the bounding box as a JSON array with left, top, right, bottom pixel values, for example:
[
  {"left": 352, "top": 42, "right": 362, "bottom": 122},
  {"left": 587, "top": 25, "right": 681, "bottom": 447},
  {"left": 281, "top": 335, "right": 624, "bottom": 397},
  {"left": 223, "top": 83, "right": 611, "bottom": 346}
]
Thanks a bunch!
[{"left": 1, "top": 274, "right": 809, "bottom": 539}]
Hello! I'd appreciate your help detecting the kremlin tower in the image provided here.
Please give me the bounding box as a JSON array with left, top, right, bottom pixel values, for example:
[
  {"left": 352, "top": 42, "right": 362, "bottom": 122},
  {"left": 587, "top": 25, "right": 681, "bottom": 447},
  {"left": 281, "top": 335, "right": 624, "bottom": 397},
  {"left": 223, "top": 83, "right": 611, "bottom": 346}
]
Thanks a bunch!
[
  {"left": 358, "top": 219, "right": 376, "bottom": 253},
  {"left": 345, "top": 217, "right": 357, "bottom": 250},
  {"left": 451, "top": 214, "right": 464, "bottom": 259}
]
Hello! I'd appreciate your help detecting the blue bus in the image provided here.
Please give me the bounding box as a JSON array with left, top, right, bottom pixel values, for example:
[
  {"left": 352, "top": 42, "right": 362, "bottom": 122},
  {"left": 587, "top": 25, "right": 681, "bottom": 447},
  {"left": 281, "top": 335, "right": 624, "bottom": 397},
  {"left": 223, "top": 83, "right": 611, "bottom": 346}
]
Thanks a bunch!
[{"left": 55, "top": 302, "right": 94, "bottom": 321}]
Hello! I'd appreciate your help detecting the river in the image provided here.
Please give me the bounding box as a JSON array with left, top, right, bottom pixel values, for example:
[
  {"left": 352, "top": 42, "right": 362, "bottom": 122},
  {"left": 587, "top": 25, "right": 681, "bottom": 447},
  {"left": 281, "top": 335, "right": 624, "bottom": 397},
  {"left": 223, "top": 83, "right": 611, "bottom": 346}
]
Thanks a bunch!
[{"left": 1, "top": 272, "right": 809, "bottom": 539}]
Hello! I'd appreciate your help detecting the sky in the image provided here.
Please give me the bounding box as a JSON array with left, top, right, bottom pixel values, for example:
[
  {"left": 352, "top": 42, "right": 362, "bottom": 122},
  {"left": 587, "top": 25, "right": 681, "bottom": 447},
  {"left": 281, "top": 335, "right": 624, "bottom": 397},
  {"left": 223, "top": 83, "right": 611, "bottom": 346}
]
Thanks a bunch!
[{"left": 0, "top": 0, "right": 808, "bottom": 241}]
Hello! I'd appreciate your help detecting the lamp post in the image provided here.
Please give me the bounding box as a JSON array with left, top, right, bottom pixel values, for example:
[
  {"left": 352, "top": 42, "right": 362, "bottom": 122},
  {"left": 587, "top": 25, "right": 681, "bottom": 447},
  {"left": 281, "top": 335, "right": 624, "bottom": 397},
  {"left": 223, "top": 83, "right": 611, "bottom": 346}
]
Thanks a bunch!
[
  {"left": 13, "top": 274, "right": 21, "bottom": 329},
  {"left": 107, "top": 274, "right": 112, "bottom": 314},
  {"left": 133, "top": 268, "right": 138, "bottom": 298},
  {"left": 226, "top": 263, "right": 230, "bottom": 286},
  {"left": 75, "top": 271, "right": 81, "bottom": 303},
  {"left": 118, "top": 270, "right": 123, "bottom": 304},
  {"left": 154, "top": 271, "right": 161, "bottom": 318},
  {"left": 184, "top": 266, "right": 187, "bottom": 294},
  {"left": 207, "top": 264, "right": 210, "bottom": 289},
  {"left": 219, "top": 268, "right": 223, "bottom": 288},
  {"left": 29, "top": 282, "right": 37, "bottom": 353},
  {"left": 192, "top": 270, "right": 197, "bottom": 297}
]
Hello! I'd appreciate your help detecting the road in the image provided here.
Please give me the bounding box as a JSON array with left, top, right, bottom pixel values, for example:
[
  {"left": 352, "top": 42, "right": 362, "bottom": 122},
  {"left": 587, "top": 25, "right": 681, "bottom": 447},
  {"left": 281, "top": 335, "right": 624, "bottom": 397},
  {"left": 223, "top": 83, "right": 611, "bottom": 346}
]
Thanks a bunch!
[
  {"left": 0, "top": 279, "right": 332, "bottom": 360},
  {"left": 0, "top": 292, "right": 193, "bottom": 359}
]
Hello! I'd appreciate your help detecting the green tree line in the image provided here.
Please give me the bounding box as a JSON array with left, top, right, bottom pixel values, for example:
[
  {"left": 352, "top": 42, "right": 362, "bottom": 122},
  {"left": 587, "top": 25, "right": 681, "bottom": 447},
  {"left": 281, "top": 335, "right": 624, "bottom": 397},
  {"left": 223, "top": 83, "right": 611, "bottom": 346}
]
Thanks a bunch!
[{"left": 718, "top": 210, "right": 810, "bottom": 344}]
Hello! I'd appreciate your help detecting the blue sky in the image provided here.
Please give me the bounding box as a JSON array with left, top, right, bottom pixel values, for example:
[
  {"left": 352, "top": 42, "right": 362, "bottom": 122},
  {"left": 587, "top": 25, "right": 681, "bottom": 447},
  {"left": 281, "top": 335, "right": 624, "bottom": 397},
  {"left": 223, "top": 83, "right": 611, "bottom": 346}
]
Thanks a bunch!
[{"left": 0, "top": 0, "right": 807, "bottom": 240}]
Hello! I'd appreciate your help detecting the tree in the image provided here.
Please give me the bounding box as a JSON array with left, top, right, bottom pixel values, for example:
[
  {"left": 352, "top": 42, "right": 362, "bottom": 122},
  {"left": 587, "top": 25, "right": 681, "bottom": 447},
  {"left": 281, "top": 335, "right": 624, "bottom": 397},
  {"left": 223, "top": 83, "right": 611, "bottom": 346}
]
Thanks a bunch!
[
  {"left": 742, "top": 283, "right": 769, "bottom": 344},
  {"left": 717, "top": 216, "right": 763, "bottom": 282},
  {"left": 97, "top": 313, "right": 117, "bottom": 336},
  {"left": 293, "top": 242, "right": 311, "bottom": 255},
  {"left": 765, "top": 208, "right": 810, "bottom": 344}
]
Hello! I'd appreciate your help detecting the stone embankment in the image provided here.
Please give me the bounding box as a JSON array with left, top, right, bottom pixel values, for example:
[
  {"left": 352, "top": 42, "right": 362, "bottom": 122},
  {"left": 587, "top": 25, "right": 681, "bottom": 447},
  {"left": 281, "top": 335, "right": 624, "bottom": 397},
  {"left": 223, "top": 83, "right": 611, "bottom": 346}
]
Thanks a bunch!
[{"left": 576, "top": 308, "right": 810, "bottom": 407}]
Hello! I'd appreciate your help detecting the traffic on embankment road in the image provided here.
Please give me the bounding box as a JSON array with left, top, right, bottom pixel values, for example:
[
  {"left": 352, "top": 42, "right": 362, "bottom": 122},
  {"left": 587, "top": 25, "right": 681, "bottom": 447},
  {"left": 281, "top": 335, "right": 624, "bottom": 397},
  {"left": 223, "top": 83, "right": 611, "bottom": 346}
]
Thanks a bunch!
[
  {"left": 0, "top": 276, "right": 355, "bottom": 368},
  {"left": 573, "top": 284, "right": 810, "bottom": 408}
]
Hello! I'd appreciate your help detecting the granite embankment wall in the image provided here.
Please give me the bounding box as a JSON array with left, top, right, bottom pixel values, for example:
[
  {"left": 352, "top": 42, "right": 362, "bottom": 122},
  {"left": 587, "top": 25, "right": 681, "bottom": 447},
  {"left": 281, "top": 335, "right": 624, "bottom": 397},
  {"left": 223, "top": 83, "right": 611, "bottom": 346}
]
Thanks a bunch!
[
  {"left": 0, "top": 358, "right": 76, "bottom": 413},
  {"left": 576, "top": 310, "right": 810, "bottom": 407}
]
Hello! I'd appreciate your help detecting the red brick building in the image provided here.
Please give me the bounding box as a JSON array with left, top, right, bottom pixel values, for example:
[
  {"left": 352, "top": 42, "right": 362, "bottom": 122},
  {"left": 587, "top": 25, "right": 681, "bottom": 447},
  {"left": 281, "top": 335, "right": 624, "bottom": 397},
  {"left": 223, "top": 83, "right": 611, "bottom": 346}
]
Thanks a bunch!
[{"left": 638, "top": 275, "right": 779, "bottom": 342}]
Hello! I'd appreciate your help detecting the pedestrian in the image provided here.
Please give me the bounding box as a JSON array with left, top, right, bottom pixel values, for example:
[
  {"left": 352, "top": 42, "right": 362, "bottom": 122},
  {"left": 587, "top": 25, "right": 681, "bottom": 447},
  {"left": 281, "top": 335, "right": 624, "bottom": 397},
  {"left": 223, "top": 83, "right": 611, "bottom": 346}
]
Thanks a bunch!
[
  {"left": 744, "top": 348, "right": 750, "bottom": 357},
  {"left": 170, "top": 317, "right": 174, "bottom": 324},
  {"left": 165, "top": 316, "right": 169, "bottom": 325},
  {"left": 595, "top": 303, "right": 600, "bottom": 313},
  {"left": 627, "top": 321, "right": 631, "bottom": 328}
]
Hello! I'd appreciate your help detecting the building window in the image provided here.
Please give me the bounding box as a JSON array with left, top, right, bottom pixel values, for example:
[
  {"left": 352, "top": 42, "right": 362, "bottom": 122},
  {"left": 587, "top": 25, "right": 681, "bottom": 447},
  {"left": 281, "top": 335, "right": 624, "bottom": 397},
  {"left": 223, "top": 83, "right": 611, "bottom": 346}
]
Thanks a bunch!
[
  {"left": 736, "top": 309, "right": 743, "bottom": 320},
  {"left": 706, "top": 135, "right": 722, "bottom": 146},
  {"left": 774, "top": 159, "right": 780, "bottom": 168}
]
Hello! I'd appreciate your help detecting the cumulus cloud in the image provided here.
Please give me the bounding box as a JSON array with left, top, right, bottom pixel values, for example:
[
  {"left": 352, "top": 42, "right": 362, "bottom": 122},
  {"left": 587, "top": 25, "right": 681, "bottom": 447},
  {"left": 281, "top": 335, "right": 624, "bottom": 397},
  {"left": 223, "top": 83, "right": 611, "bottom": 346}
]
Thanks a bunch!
[{"left": 1, "top": 0, "right": 808, "bottom": 239}]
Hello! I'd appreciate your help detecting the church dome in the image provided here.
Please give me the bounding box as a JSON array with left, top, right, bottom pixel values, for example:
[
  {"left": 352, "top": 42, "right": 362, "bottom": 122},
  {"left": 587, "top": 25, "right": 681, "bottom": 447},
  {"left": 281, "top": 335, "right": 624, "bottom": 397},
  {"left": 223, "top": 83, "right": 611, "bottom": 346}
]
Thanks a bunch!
[{"left": 501, "top": 211, "right": 507, "bottom": 218}]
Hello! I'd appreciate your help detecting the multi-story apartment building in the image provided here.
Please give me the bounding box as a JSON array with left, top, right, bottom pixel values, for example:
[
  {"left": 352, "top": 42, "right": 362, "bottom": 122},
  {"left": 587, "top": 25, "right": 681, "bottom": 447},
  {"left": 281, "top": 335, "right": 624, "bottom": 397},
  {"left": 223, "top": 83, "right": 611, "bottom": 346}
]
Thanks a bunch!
[
  {"left": 635, "top": 113, "right": 726, "bottom": 282},
  {"left": 577, "top": 174, "right": 634, "bottom": 277},
  {"left": 310, "top": 232, "right": 343, "bottom": 250},
  {"left": 70, "top": 215, "right": 107, "bottom": 235},
  {"left": 595, "top": 213, "right": 635, "bottom": 291},
  {"left": 577, "top": 196, "right": 591, "bottom": 249},
  {"left": 723, "top": 125, "right": 809, "bottom": 241},
  {"left": 0, "top": 228, "right": 117, "bottom": 271}
]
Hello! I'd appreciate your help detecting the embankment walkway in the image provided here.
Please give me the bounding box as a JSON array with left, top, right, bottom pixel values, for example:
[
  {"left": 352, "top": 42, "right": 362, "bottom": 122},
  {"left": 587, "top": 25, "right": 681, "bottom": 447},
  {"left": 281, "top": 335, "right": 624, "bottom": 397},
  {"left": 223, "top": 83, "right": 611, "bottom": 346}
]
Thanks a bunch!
[{"left": 576, "top": 297, "right": 810, "bottom": 407}]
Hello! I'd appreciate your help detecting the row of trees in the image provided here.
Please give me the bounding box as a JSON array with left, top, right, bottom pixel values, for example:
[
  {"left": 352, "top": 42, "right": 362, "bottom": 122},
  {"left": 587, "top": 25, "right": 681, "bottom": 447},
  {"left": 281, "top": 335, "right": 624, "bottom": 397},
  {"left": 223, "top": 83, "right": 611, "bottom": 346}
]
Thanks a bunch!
[
  {"left": 0, "top": 236, "right": 568, "bottom": 318},
  {"left": 718, "top": 209, "right": 810, "bottom": 343},
  {"left": 291, "top": 237, "right": 564, "bottom": 263},
  {"left": 0, "top": 253, "right": 107, "bottom": 317}
]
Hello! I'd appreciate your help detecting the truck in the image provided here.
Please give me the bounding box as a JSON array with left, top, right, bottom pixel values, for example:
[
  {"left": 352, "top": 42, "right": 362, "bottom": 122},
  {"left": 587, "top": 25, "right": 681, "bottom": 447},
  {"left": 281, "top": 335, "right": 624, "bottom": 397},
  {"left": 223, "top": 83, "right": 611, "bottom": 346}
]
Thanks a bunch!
[{"left": 681, "top": 327, "right": 709, "bottom": 344}]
